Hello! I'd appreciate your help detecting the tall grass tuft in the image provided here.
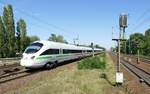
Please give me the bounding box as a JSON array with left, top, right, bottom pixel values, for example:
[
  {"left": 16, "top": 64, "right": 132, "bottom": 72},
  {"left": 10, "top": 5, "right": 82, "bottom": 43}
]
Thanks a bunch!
[{"left": 78, "top": 53, "right": 106, "bottom": 70}]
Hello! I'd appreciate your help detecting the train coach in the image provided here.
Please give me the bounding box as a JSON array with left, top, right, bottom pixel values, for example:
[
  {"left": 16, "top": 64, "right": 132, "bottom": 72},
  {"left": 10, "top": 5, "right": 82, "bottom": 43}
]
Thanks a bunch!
[{"left": 20, "top": 40, "right": 102, "bottom": 69}]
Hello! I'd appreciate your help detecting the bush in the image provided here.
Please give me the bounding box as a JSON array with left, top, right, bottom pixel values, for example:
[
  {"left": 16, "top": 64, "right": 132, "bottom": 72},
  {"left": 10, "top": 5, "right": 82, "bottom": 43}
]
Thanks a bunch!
[{"left": 78, "top": 53, "right": 106, "bottom": 70}]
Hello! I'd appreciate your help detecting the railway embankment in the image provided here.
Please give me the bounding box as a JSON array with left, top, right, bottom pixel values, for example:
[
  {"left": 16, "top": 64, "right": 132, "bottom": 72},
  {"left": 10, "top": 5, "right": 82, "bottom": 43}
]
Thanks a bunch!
[
  {"left": 1, "top": 53, "right": 130, "bottom": 94},
  {"left": 0, "top": 58, "right": 20, "bottom": 67}
]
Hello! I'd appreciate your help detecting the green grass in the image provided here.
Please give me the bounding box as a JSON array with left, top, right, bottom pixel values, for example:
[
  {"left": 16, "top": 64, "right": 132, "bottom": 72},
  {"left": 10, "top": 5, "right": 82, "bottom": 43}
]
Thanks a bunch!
[
  {"left": 6, "top": 53, "right": 130, "bottom": 94},
  {"left": 77, "top": 53, "right": 106, "bottom": 70}
]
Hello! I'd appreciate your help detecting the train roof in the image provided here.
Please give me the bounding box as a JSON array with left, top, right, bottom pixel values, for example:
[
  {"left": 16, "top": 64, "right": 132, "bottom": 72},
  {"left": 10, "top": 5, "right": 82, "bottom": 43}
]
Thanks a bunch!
[{"left": 34, "top": 40, "right": 102, "bottom": 51}]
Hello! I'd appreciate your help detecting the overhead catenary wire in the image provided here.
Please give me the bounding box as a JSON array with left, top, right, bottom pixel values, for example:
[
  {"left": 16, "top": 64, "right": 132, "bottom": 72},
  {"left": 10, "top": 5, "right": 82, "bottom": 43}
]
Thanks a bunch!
[
  {"left": 0, "top": 1, "right": 77, "bottom": 41},
  {"left": 129, "top": 18, "right": 150, "bottom": 33},
  {"left": 0, "top": 1, "right": 64, "bottom": 31},
  {"left": 123, "top": 8, "right": 150, "bottom": 54},
  {"left": 127, "top": 7, "right": 150, "bottom": 35}
]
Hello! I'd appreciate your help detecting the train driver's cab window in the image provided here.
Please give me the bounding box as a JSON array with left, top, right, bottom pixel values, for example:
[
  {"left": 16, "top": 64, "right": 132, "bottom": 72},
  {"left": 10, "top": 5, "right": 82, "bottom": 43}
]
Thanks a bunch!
[{"left": 24, "top": 42, "right": 43, "bottom": 54}]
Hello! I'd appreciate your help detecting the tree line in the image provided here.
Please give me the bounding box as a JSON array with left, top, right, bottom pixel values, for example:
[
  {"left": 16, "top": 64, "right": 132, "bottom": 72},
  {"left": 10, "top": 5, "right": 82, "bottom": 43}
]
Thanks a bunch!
[
  {"left": 0, "top": 4, "right": 39, "bottom": 58},
  {"left": 118, "top": 29, "right": 150, "bottom": 56},
  {"left": 0, "top": 4, "right": 104, "bottom": 58},
  {"left": 48, "top": 34, "right": 68, "bottom": 43}
]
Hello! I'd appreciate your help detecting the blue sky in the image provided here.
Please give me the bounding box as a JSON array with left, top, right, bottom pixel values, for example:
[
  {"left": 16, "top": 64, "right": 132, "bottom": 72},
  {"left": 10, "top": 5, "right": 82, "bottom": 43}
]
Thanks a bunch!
[{"left": 0, "top": 0, "right": 150, "bottom": 49}]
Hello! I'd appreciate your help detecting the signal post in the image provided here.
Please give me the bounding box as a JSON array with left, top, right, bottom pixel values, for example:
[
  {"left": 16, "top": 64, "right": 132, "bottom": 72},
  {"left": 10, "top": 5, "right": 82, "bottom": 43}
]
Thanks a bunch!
[{"left": 112, "top": 14, "right": 128, "bottom": 85}]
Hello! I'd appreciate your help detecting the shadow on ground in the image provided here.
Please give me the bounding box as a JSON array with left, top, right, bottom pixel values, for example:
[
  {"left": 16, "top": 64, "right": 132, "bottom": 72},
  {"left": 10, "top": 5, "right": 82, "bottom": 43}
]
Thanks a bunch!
[{"left": 100, "top": 73, "right": 116, "bottom": 86}]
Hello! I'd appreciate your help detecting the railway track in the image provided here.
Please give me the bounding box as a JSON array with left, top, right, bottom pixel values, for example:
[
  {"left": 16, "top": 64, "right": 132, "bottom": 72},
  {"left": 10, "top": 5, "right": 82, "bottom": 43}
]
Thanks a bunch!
[
  {"left": 111, "top": 53, "right": 150, "bottom": 86},
  {"left": 121, "top": 59, "right": 150, "bottom": 86},
  {"left": 0, "top": 63, "right": 19, "bottom": 69},
  {"left": 0, "top": 63, "right": 29, "bottom": 84},
  {"left": 0, "top": 63, "right": 22, "bottom": 75},
  {"left": 0, "top": 66, "right": 45, "bottom": 84},
  {"left": 122, "top": 57, "right": 150, "bottom": 74},
  {"left": 123, "top": 54, "right": 150, "bottom": 64},
  {"left": 0, "top": 69, "right": 29, "bottom": 84},
  {"left": 140, "top": 58, "right": 150, "bottom": 64}
]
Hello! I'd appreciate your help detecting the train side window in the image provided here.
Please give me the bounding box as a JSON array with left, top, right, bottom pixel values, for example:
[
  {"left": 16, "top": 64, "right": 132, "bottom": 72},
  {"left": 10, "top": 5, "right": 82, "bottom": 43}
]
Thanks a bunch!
[
  {"left": 63, "top": 49, "right": 70, "bottom": 54},
  {"left": 87, "top": 50, "right": 92, "bottom": 52},
  {"left": 40, "top": 49, "right": 59, "bottom": 55},
  {"left": 63, "top": 49, "right": 82, "bottom": 54}
]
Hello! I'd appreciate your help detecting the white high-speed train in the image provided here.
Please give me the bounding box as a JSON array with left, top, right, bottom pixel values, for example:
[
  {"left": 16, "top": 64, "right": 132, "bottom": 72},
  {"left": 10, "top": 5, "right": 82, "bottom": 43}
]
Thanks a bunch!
[{"left": 20, "top": 40, "right": 102, "bottom": 69}]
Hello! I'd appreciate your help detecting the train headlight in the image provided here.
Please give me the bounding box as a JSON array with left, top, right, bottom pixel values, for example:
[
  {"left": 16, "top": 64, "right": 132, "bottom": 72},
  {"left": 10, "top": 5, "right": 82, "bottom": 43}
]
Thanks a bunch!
[
  {"left": 31, "top": 56, "right": 35, "bottom": 59},
  {"left": 24, "top": 57, "right": 28, "bottom": 59}
]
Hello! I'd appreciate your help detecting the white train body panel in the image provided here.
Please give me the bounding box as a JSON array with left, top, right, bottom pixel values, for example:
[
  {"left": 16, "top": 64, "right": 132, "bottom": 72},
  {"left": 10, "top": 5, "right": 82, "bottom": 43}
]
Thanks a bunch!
[{"left": 20, "top": 40, "right": 102, "bottom": 68}]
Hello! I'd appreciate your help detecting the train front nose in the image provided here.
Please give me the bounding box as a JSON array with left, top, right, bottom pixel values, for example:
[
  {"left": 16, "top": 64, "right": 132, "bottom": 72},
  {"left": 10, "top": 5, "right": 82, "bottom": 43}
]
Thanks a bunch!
[{"left": 20, "top": 54, "right": 35, "bottom": 67}]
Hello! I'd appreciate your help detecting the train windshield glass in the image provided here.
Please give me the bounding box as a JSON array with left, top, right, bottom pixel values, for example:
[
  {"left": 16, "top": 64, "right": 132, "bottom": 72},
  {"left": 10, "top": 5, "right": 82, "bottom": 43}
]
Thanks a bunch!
[{"left": 24, "top": 43, "right": 43, "bottom": 54}]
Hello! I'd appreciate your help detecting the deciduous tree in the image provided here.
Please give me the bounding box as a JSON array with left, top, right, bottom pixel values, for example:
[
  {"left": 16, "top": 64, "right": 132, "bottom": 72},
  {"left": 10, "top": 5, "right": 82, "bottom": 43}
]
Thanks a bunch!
[
  {"left": 30, "top": 35, "right": 40, "bottom": 43},
  {"left": 0, "top": 16, "right": 5, "bottom": 57},
  {"left": 3, "top": 5, "right": 15, "bottom": 57},
  {"left": 48, "top": 34, "right": 68, "bottom": 43},
  {"left": 17, "top": 19, "right": 29, "bottom": 52}
]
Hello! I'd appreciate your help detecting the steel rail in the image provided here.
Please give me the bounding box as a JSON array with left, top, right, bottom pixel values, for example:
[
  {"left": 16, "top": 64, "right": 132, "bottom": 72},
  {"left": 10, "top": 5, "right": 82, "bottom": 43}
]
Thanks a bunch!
[{"left": 121, "top": 59, "right": 150, "bottom": 86}]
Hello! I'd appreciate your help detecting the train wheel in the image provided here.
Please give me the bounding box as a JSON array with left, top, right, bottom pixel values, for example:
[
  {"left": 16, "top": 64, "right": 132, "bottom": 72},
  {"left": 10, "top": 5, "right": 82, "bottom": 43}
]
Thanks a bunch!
[
  {"left": 54, "top": 60, "right": 58, "bottom": 67},
  {"left": 45, "top": 62, "right": 54, "bottom": 69}
]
